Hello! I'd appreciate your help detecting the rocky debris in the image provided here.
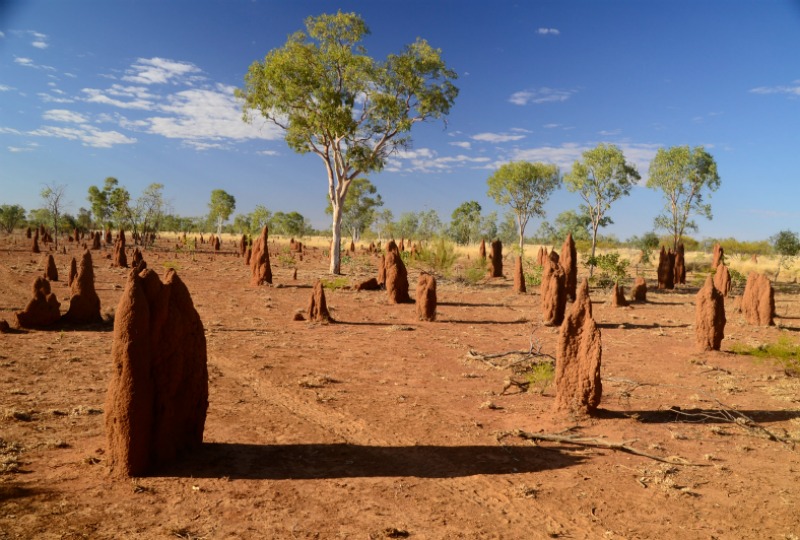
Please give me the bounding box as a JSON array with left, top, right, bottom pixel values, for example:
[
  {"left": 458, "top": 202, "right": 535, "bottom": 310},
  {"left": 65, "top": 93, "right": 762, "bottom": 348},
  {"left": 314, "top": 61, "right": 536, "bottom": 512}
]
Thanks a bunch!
[
  {"left": 15, "top": 277, "right": 61, "bottom": 328},
  {"left": 250, "top": 226, "right": 272, "bottom": 286},
  {"left": 695, "top": 276, "right": 726, "bottom": 351},
  {"left": 630, "top": 276, "right": 647, "bottom": 302},
  {"left": 416, "top": 273, "right": 437, "bottom": 321},
  {"left": 674, "top": 242, "right": 686, "bottom": 285},
  {"left": 714, "top": 264, "right": 732, "bottom": 297},
  {"left": 741, "top": 272, "right": 775, "bottom": 326},
  {"left": 105, "top": 267, "right": 208, "bottom": 477},
  {"left": 307, "top": 280, "right": 333, "bottom": 322},
  {"left": 488, "top": 240, "right": 503, "bottom": 278},
  {"left": 513, "top": 255, "right": 526, "bottom": 294},
  {"left": 555, "top": 278, "right": 602, "bottom": 414},
  {"left": 43, "top": 254, "right": 58, "bottom": 281},
  {"left": 541, "top": 252, "right": 567, "bottom": 326},
  {"left": 63, "top": 250, "right": 102, "bottom": 324}
]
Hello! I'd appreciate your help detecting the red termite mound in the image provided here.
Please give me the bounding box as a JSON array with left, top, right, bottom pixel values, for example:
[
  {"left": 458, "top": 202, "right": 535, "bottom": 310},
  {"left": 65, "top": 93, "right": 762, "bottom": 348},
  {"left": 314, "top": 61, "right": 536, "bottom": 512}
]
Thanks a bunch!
[
  {"left": 239, "top": 235, "right": 247, "bottom": 257},
  {"left": 488, "top": 240, "right": 503, "bottom": 278},
  {"left": 245, "top": 247, "right": 252, "bottom": 266},
  {"left": 674, "top": 242, "right": 686, "bottom": 285},
  {"left": 32, "top": 230, "right": 40, "bottom": 254},
  {"left": 554, "top": 278, "right": 602, "bottom": 414},
  {"left": 104, "top": 228, "right": 112, "bottom": 245},
  {"left": 44, "top": 254, "right": 58, "bottom": 281},
  {"left": 657, "top": 247, "right": 674, "bottom": 289},
  {"left": 741, "top": 272, "right": 775, "bottom": 326},
  {"left": 63, "top": 250, "right": 102, "bottom": 324},
  {"left": 131, "top": 248, "right": 145, "bottom": 270},
  {"left": 377, "top": 254, "right": 387, "bottom": 287},
  {"left": 536, "top": 246, "right": 547, "bottom": 266},
  {"left": 561, "top": 233, "right": 578, "bottom": 301},
  {"left": 26, "top": 227, "right": 32, "bottom": 239},
  {"left": 714, "top": 264, "right": 732, "bottom": 297},
  {"left": 307, "top": 280, "right": 333, "bottom": 322},
  {"left": 385, "top": 251, "right": 411, "bottom": 304},
  {"left": 67, "top": 257, "right": 78, "bottom": 288},
  {"left": 712, "top": 243, "right": 724, "bottom": 268},
  {"left": 213, "top": 236, "right": 221, "bottom": 251},
  {"left": 15, "top": 277, "right": 61, "bottom": 328},
  {"left": 105, "top": 267, "right": 208, "bottom": 477},
  {"left": 91, "top": 231, "right": 101, "bottom": 250},
  {"left": 416, "top": 273, "right": 437, "bottom": 321},
  {"left": 695, "top": 276, "right": 725, "bottom": 351},
  {"left": 513, "top": 255, "right": 526, "bottom": 294},
  {"left": 630, "top": 276, "right": 647, "bottom": 302},
  {"left": 250, "top": 226, "right": 272, "bottom": 286},
  {"left": 479, "top": 239, "right": 486, "bottom": 260},
  {"left": 611, "top": 282, "right": 629, "bottom": 307},
  {"left": 113, "top": 230, "right": 128, "bottom": 268},
  {"left": 541, "top": 252, "right": 567, "bottom": 326}
]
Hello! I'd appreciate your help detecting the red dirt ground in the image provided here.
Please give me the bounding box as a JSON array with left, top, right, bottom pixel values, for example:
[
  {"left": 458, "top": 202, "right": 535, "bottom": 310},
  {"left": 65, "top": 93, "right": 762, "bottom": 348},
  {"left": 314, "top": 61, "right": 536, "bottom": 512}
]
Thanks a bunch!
[{"left": 1, "top": 233, "right": 799, "bottom": 539}]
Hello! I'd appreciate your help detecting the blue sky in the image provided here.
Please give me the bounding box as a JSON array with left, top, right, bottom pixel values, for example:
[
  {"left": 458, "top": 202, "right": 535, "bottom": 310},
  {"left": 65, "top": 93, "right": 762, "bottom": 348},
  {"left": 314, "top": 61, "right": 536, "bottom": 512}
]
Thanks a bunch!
[{"left": 1, "top": 0, "right": 799, "bottom": 240}]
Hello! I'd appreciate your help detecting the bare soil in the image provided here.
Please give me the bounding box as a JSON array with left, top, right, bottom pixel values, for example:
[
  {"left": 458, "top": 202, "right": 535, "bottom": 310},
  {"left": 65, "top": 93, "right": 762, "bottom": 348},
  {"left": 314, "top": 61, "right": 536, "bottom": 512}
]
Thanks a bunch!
[{"left": 1, "top": 234, "right": 799, "bottom": 539}]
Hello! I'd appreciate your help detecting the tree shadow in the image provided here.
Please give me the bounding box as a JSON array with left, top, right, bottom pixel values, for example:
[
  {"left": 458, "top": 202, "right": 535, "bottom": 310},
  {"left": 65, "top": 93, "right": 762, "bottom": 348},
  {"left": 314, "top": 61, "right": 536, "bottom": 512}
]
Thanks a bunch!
[
  {"left": 595, "top": 407, "right": 800, "bottom": 424},
  {"left": 596, "top": 322, "right": 690, "bottom": 330},
  {"left": 439, "top": 302, "right": 505, "bottom": 308},
  {"left": 157, "top": 442, "right": 585, "bottom": 480},
  {"left": 442, "top": 319, "right": 527, "bottom": 325}
]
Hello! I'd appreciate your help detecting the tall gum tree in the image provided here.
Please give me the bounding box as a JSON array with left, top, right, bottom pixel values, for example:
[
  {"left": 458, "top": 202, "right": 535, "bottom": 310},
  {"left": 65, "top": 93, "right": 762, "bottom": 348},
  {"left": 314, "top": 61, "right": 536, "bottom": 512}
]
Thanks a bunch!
[
  {"left": 486, "top": 161, "right": 560, "bottom": 254},
  {"left": 647, "top": 145, "right": 720, "bottom": 251},
  {"left": 238, "top": 11, "right": 458, "bottom": 274},
  {"left": 563, "top": 143, "right": 640, "bottom": 276}
]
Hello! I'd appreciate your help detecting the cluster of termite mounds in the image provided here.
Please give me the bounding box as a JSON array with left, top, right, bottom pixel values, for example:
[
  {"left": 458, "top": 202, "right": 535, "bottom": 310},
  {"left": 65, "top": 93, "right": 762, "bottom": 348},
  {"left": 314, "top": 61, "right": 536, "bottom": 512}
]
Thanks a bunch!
[{"left": 105, "top": 257, "right": 208, "bottom": 477}]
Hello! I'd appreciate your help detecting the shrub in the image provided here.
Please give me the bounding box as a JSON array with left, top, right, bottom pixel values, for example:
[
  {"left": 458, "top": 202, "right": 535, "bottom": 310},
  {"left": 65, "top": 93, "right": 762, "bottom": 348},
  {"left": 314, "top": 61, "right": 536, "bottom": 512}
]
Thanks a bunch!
[
  {"left": 416, "top": 236, "right": 458, "bottom": 277},
  {"left": 523, "top": 361, "right": 555, "bottom": 395},
  {"left": 584, "top": 252, "right": 629, "bottom": 288},
  {"left": 321, "top": 277, "right": 349, "bottom": 291},
  {"left": 524, "top": 263, "right": 544, "bottom": 288}
]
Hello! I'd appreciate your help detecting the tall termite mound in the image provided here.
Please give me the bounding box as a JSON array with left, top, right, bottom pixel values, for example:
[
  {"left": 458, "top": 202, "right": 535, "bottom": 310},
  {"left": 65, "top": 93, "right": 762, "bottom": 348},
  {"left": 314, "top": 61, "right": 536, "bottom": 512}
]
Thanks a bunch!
[
  {"left": 657, "top": 247, "right": 674, "bottom": 289},
  {"left": 695, "top": 276, "right": 725, "bottom": 351},
  {"left": 513, "top": 255, "right": 526, "bottom": 294},
  {"left": 488, "top": 240, "right": 503, "bottom": 277},
  {"left": 741, "top": 272, "right": 774, "bottom": 326},
  {"left": 385, "top": 250, "right": 411, "bottom": 304},
  {"left": 712, "top": 243, "right": 724, "bottom": 268},
  {"left": 541, "top": 252, "right": 566, "bottom": 326},
  {"left": 554, "top": 278, "right": 602, "bottom": 414},
  {"left": 630, "top": 276, "right": 647, "bottom": 302},
  {"left": 714, "top": 264, "right": 732, "bottom": 297},
  {"left": 64, "top": 250, "right": 102, "bottom": 324},
  {"left": 43, "top": 254, "right": 58, "bottom": 281},
  {"left": 307, "top": 280, "right": 333, "bottom": 322},
  {"left": 250, "top": 226, "right": 272, "bottom": 286},
  {"left": 105, "top": 267, "right": 208, "bottom": 477},
  {"left": 674, "top": 242, "right": 686, "bottom": 285},
  {"left": 561, "top": 233, "right": 577, "bottom": 301},
  {"left": 113, "top": 229, "right": 128, "bottom": 268},
  {"left": 479, "top": 239, "right": 486, "bottom": 260},
  {"left": 416, "top": 273, "right": 437, "bottom": 321}
]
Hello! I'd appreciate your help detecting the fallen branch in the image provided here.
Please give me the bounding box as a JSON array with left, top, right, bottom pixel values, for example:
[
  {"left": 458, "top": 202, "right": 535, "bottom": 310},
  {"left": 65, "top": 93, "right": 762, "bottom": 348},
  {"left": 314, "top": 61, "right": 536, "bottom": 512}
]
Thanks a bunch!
[{"left": 502, "top": 429, "right": 710, "bottom": 467}]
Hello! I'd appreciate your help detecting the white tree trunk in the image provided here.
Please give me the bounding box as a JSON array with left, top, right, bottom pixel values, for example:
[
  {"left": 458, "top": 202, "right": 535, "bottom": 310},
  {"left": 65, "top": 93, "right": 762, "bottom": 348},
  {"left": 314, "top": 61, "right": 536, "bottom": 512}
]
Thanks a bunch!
[{"left": 330, "top": 202, "right": 343, "bottom": 274}]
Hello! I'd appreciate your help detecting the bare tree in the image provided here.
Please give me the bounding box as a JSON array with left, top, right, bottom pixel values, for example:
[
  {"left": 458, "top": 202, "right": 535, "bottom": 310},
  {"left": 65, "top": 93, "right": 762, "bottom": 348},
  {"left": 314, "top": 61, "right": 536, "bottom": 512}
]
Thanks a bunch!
[{"left": 40, "top": 183, "right": 68, "bottom": 249}]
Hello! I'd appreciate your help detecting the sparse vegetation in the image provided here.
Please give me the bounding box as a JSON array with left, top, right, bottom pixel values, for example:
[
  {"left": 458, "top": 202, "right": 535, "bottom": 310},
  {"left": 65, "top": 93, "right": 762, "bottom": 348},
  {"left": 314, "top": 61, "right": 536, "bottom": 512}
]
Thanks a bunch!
[
  {"left": 731, "top": 336, "right": 800, "bottom": 377},
  {"left": 583, "top": 251, "right": 629, "bottom": 288}
]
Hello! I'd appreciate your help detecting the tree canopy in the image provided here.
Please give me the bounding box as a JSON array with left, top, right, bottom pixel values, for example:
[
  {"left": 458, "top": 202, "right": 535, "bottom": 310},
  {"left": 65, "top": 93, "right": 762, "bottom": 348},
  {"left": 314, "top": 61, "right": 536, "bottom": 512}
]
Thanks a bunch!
[
  {"left": 0, "top": 204, "right": 26, "bottom": 234},
  {"left": 325, "top": 177, "right": 382, "bottom": 242},
  {"left": 238, "top": 11, "right": 458, "bottom": 274},
  {"left": 563, "top": 143, "right": 640, "bottom": 274},
  {"left": 208, "top": 189, "right": 236, "bottom": 235},
  {"left": 647, "top": 145, "right": 720, "bottom": 250},
  {"left": 448, "top": 201, "right": 483, "bottom": 245},
  {"left": 487, "top": 161, "right": 560, "bottom": 253}
]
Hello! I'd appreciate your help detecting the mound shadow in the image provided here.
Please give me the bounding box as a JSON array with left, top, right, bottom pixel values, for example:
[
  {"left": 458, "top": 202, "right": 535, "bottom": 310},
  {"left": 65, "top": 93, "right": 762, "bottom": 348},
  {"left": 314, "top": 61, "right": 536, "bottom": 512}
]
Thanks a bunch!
[{"left": 157, "top": 442, "right": 584, "bottom": 480}]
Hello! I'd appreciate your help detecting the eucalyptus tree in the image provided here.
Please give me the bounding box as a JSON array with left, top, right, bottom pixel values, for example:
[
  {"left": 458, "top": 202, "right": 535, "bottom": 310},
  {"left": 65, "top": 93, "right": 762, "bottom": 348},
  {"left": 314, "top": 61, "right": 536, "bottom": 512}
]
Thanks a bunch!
[
  {"left": 208, "top": 189, "right": 236, "bottom": 236},
  {"left": 564, "top": 144, "right": 640, "bottom": 275},
  {"left": 238, "top": 11, "right": 458, "bottom": 274},
  {"left": 647, "top": 145, "right": 720, "bottom": 250},
  {"left": 325, "top": 177, "right": 382, "bottom": 242}
]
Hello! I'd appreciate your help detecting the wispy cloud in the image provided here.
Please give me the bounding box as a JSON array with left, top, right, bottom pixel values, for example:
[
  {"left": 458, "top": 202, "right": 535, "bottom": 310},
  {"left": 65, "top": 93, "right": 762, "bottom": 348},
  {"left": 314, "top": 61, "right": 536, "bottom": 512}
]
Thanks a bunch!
[
  {"left": 257, "top": 149, "right": 280, "bottom": 156},
  {"left": 31, "top": 31, "right": 49, "bottom": 49},
  {"left": 38, "top": 92, "right": 75, "bottom": 103},
  {"left": 0, "top": 84, "right": 12, "bottom": 92},
  {"left": 749, "top": 81, "right": 800, "bottom": 96},
  {"left": 598, "top": 129, "right": 621, "bottom": 136},
  {"left": 82, "top": 84, "right": 156, "bottom": 110},
  {"left": 449, "top": 141, "right": 471, "bottom": 149},
  {"left": 509, "top": 87, "right": 575, "bottom": 106},
  {"left": 501, "top": 142, "right": 660, "bottom": 179},
  {"left": 14, "top": 56, "right": 56, "bottom": 71},
  {"left": 471, "top": 132, "right": 526, "bottom": 143},
  {"left": 122, "top": 57, "right": 203, "bottom": 85},
  {"left": 537, "top": 28, "right": 560, "bottom": 36},
  {"left": 42, "top": 109, "right": 90, "bottom": 123},
  {"left": 385, "top": 148, "right": 491, "bottom": 173}
]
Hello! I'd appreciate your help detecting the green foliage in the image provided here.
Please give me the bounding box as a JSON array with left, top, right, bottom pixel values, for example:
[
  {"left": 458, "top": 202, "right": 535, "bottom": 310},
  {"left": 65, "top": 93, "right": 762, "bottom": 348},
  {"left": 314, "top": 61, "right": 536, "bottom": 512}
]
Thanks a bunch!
[
  {"left": 584, "top": 251, "right": 629, "bottom": 288},
  {"left": 416, "top": 236, "right": 458, "bottom": 276},
  {"left": 563, "top": 143, "right": 640, "bottom": 267},
  {"left": 727, "top": 267, "right": 747, "bottom": 290},
  {"left": 460, "top": 257, "right": 488, "bottom": 285},
  {"left": 770, "top": 230, "right": 800, "bottom": 280},
  {"left": 321, "top": 277, "right": 349, "bottom": 291},
  {"left": 325, "top": 177, "right": 383, "bottom": 242},
  {"left": 448, "top": 201, "right": 482, "bottom": 245},
  {"left": 731, "top": 336, "right": 800, "bottom": 377},
  {"left": 522, "top": 361, "right": 555, "bottom": 395},
  {"left": 647, "top": 145, "right": 720, "bottom": 250},
  {"left": 238, "top": 11, "right": 458, "bottom": 273},
  {"left": 0, "top": 204, "right": 26, "bottom": 233},
  {"left": 628, "top": 231, "right": 659, "bottom": 264},
  {"left": 271, "top": 211, "right": 310, "bottom": 237},
  {"left": 208, "top": 189, "right": 236, "bottom": 234},
  {"left": 524, "top": 263, "right": 544, "bottom": 288},
  {"left": 486, "top": 161, "right": 560, "bottom": 251}
]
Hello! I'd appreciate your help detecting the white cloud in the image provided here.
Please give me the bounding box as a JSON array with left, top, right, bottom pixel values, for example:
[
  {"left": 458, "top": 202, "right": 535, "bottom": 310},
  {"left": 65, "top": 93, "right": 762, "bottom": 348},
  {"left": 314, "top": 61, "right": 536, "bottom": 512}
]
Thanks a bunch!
[
  {"left": 82, "top": 85, "right": 156, "bottom": 110},
  {"left": 14, "top": 55, "right": 55, "bottom": 71},
  {"left": 385, "top": 147, "right": 490, "bottom": 173},
  {"left": 750, "top": 81, "right": 800, "bottom": 96},
  {"left": 0, "top": 31, "right": 5, "bottom": 38},
  {"left": 28, "top": 125, "right": 137, "bottom": 148},
  {"left": 8, "top": 146, "right": 34, "bottom": 153},
  {"left": 0, "top": 84, "right": 12, "bottom": 92},
  {"left": 42, "top": 109, "right": 89, "bottom": 123},
  {"left": 543, "top": 123, "right": 560, "bottom": 129},
  {"left": 598, "top": 129, "right": 621, "bottom": 136},
  {"left": 509, "top": 87, "right": 575, "bottom": 106},
  {"left": 510, "top": 127, "right": 533, "bottom": 133},
  {"left": 449, "top": 141, "right": 471, "bottom": 149},
  {"left": 122, "top": 57, "right": 203, "bottom": 85},
  {"left": 32, "top": 40, "right": 48, "bottom": 49},
  {"left": 0, "top": 127, "right": 23, "bottom": 135},
  {"left": 257, "top": 149, "right": 280, "bottom": 156},
  {"left": 183, "top": 141, "right": 226, "bottom": 151},
  {"left": 509, "top": 142, "right": 660, "bottom": 180},
  {"left": 537, "top": 28, "right": 560, "bottom": 35},
  {"left": 471, "top": 132, "right": 526, "bottom": 143},
  {"left": 143, "top": 84, "right": 282, "bottom": 142},
  {"left": 38, "top": 92, "right": 75, "bottom": 104}
]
